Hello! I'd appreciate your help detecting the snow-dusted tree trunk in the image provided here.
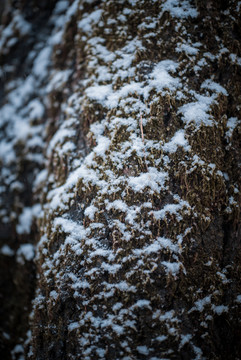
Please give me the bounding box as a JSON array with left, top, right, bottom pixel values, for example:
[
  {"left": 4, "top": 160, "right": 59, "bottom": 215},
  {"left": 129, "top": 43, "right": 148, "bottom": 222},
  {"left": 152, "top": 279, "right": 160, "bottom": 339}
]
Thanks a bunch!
[{"left": 0, "top": 1, "right": 241, "bottom": 359}]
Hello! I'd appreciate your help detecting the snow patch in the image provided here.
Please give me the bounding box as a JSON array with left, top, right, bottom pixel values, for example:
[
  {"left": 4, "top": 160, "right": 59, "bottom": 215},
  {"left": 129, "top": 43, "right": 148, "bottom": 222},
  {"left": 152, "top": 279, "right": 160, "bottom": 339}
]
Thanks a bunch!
[
  {"left": 0, "top": 245, "right": 15, "bottom": 256},
  {"left": 128, "top": 167, "right": 167, "bottom": 193},
  {"left": 162, "top": 0, "right": 198, "bottom": 19},
  {"left": 17, "top": 244, "right": 35, "bottom": 264},
  {"left": 163, "top": 130, "right": 190, "bottom": 153},
  {"left": 16, "top": 206, "right": 39, "bottom": 235}
]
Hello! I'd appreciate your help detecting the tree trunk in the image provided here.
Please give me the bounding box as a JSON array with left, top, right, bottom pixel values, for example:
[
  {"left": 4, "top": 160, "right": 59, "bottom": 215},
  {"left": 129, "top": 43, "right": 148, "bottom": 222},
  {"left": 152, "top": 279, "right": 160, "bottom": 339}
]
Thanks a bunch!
[{"left": 0, "top": 1, "right": 240, "bottom": 359}]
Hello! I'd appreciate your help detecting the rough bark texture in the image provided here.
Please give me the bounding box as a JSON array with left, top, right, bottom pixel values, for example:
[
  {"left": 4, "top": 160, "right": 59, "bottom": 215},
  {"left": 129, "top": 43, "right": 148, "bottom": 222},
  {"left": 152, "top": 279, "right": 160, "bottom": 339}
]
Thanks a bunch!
[{"left": 0, "top": 1, "right": 241, "bottom": 359}]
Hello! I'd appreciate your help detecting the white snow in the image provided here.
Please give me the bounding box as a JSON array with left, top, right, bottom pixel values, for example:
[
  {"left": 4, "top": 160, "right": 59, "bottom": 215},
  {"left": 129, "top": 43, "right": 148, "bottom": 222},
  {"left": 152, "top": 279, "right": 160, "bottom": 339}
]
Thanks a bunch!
[
  {"left": 101, "top": 263, "right": 121, "bottom": 274},
  {"left": 28, "top": 99, "right": 45, "bottom": 120},
  {"left": 179, "top": 334, "right": 192, "bottom": 348},
  {"left": 161, "top": 261, "right": 181, "bottom": 276},
  {"left": 68, "top": 322, "right": 80, "bottom": 331},
  {"left": 179, "top": 95, "right": 213, "bottom": 126},
  {"left": 47, "top": 70, "right": 72, "bottom": 92},
  {"left": 85, "top": 84, "right": 112, "bottom": 103},
  {"left": 133, "top": 299, "right": 151, "bottom": 308},
  {"left": 86, "top": 59, "right": 180, "bottom": 109},
  {"left": 0, "top": 245, "right": 15, "bottom": 256},
  {"left": 226, "top": 117, "right": 239, "bottom": 139},
  {"left": 11, "top": 344, "right": 25, "bottom": 360},
  {"left": 106, "top": 200, "right": 128, "bottom": 212},
  {"left": 78, "top": 9, "right": 103, "bottom": 33},
  {"left": 176, "top": 43, "right": 199, "bottom": 56},
  {"left": 201, "top": 79, "right": 228, "bottom": 96},
  {"left": 32, "top": 46, "right": 52, "bottom": 80},
  {"left": 47, "top": 127, "right": 76, "bottom": 156},
  {"left": 229, "top": 53, "right": 241, "bottom": 66},
  {"left": 155, "top": 335, "right": 167, "bottom": 342},
  {"left": 106, "top": 82, "right": 143, "bottom": 108},
  {"left": 84, "top": 205, "right": 98, "bottom": 220},
  {"left": 211, "top": 305, "right": 228, "bottom": 315},
  {"left": 54, "top": 1, "right": 69, "bottom": 14},
  {"left": 133, "top": 237, "right": 179, "bottom": 256},
  {"left": 192, "top": 344, "right": 203, "bottom": 360},
  {"left": 16, "top": 208, "right": 33, "bottom": 234},
  {"left": 150, "top": 60, "right": 180, "bottom": 92},
  {"left": 163, "top": 130, "right": 190, "bottom": 153},
  {"left": 13, "top": 11, "right": 32, "bottom": 35},
  {"left": 236, "top": 295, "right": 241, "bottom": 303},
  {"left": 33, "top": 169, "right": 48, "bottom": 188},
  {"left": 136, "top": 346, "right": 149, "bottom": 355},
  {"left": 94, "top": 135, "right": 111, "bottom": 157},
  {"left": 16, "top": 204, "right": 41, "bottom": 235},
  {"left": 128, "top": 167, "right": 167, "bottom": 193},
  {"left": 50, "top": 290, "right": 58, "bottom": 300},
  {"left": 54, "top": 217, "right": 86, "bottom": 240},
  {"left": 162, "top": 0, "right": 198, "bottom": 19},
  {"left": 0, "top": 140, "right": 16, "bottom": 164},
  {"left": 16, "top": 244, "right": 35, "bottom": 264},
  {"left": 152, "top": 198, "right": 190, "bottom": 222},
  {"left": 190, "top": 295, "right": 212, "bottom": 312},
  {"left": 112, "top": 302, "right": 123, "bottom": 311}
]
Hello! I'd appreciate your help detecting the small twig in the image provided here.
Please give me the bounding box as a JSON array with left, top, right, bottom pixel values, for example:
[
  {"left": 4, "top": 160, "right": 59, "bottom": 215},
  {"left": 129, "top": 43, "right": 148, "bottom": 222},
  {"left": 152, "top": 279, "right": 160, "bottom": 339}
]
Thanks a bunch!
[
  {"left": 139, "top": 113, "right": 148, "bottom": 171},
  {"left": 139, "top": 113, "right": 145, "bottom": 143}
]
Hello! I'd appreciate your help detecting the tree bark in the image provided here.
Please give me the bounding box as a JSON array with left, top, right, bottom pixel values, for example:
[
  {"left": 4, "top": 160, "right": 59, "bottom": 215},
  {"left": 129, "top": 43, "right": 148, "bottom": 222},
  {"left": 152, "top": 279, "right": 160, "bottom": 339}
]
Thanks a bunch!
[{"left": 0, "top": 1, "right": 240, "bottom": 359}]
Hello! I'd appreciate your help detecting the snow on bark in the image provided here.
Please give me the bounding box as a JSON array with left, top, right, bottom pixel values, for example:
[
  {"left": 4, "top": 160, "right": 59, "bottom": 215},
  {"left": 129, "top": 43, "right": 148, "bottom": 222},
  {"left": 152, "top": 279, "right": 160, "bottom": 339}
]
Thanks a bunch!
[{"left": 0, "top": 0, "right": 241, "bottom": 359}]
